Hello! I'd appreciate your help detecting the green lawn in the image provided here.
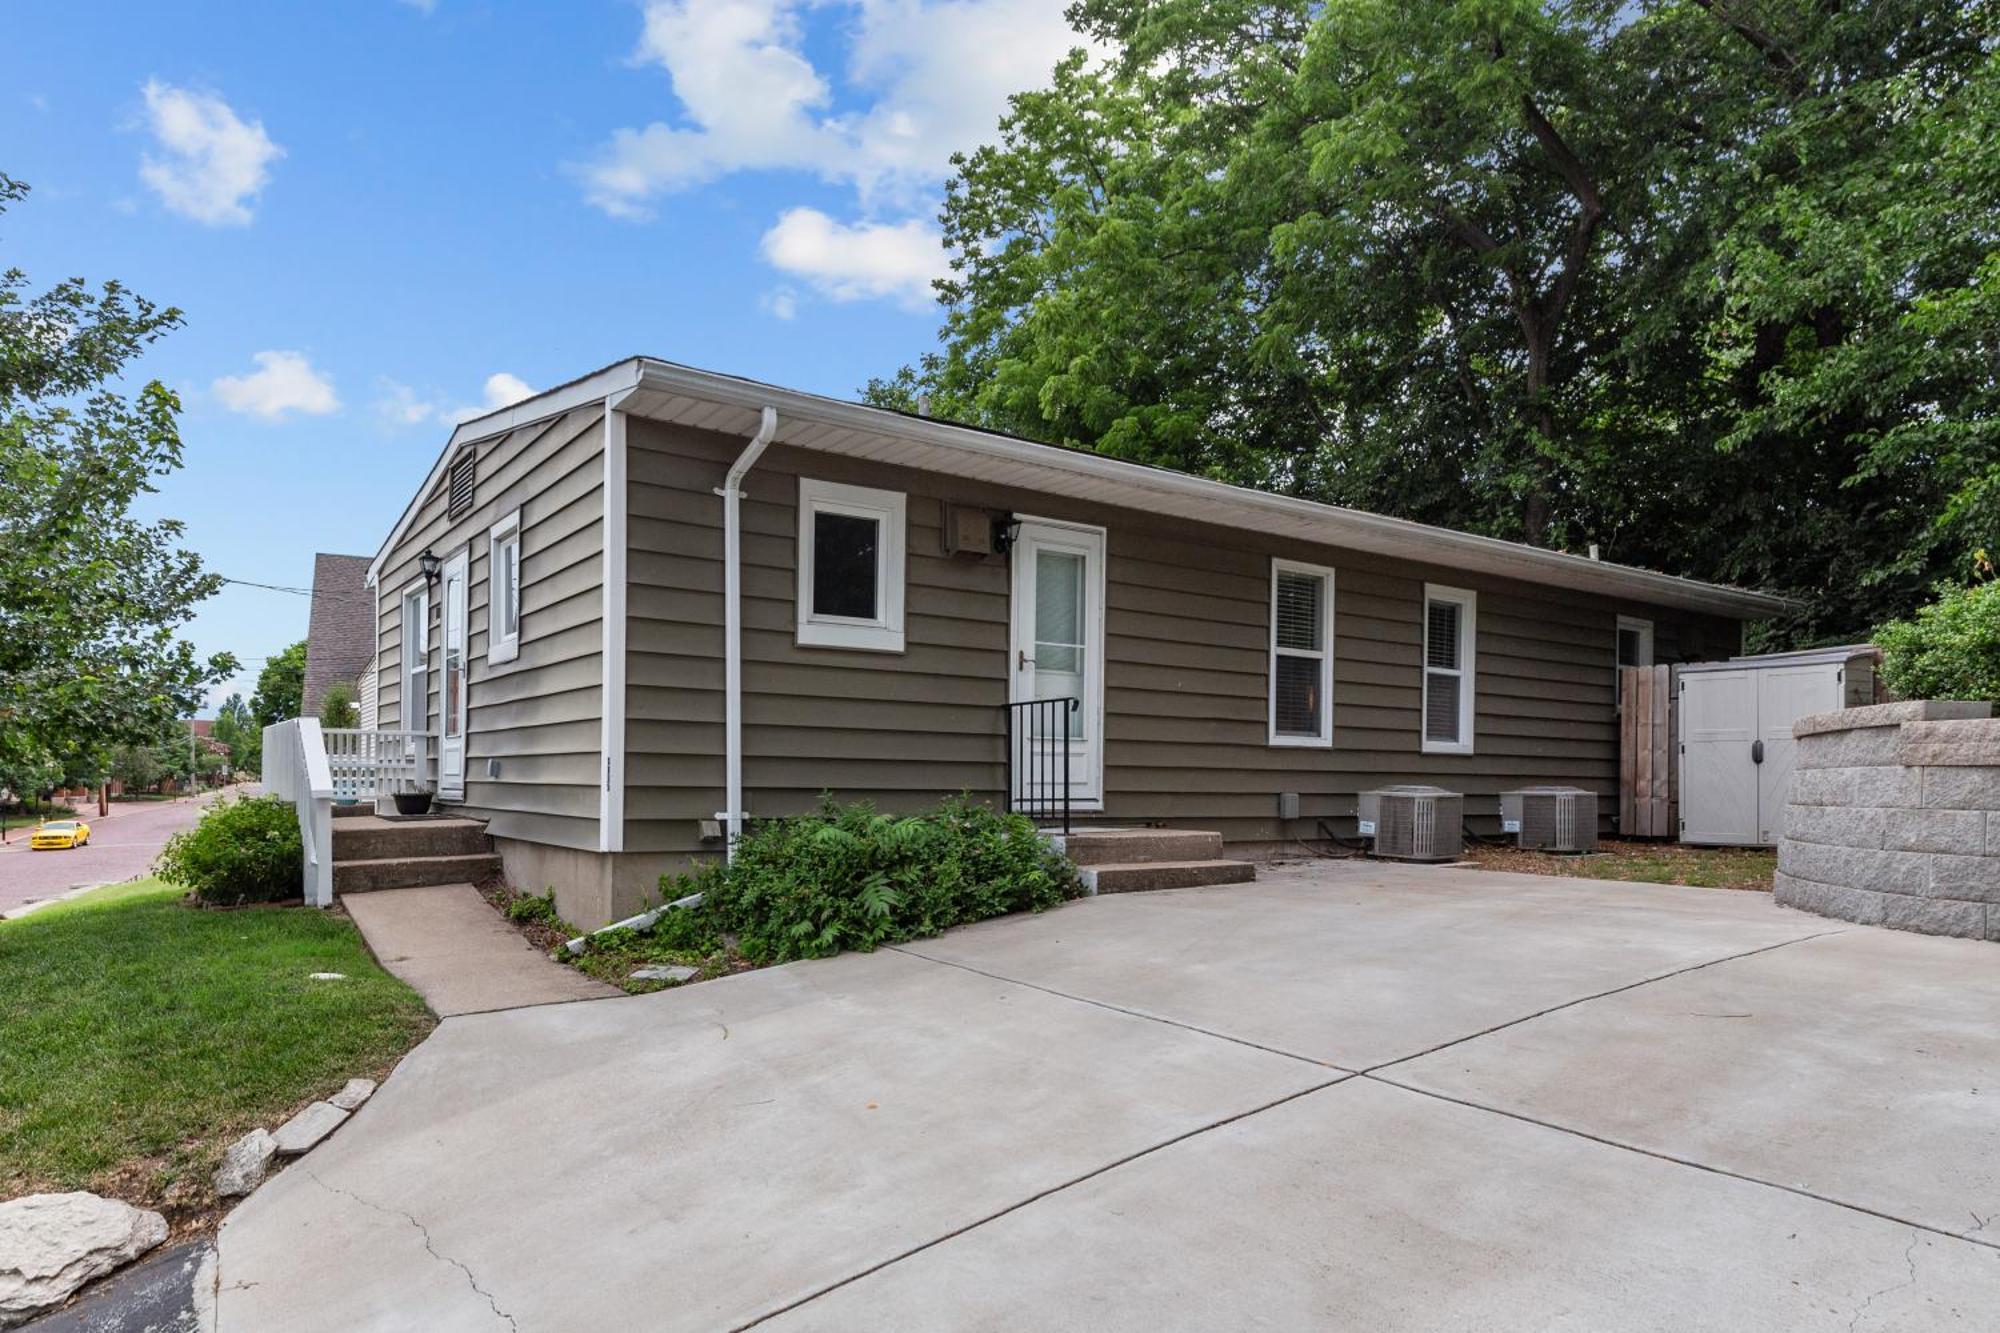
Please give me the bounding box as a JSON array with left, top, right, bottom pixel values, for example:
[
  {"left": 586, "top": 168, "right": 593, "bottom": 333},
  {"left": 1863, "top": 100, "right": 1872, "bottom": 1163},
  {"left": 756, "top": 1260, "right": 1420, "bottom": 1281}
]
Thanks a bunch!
[
  {"left": 0, "top": 878, "right": 433, "bottom": 1219},
  {"left": 1468, "top": 839, "right": 1776, "bottom": 891}
]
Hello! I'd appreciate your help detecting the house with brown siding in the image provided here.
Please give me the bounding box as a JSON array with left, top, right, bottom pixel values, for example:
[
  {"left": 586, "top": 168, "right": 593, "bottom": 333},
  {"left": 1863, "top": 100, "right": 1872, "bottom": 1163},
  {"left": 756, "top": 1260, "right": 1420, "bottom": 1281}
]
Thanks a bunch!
[{"left": 366, "top": 358, "right": 1786, "bottom": 928}]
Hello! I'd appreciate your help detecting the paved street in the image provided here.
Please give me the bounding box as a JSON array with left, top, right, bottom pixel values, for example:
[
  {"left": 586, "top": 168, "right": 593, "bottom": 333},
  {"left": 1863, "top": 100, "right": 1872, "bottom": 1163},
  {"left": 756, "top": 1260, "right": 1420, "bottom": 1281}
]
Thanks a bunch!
[
  {"left": 215, "top": 862, "right": 2000, "bottom": 1331},
  {"left": 0, "top": 785, "right": 249, "bottom": 915}
]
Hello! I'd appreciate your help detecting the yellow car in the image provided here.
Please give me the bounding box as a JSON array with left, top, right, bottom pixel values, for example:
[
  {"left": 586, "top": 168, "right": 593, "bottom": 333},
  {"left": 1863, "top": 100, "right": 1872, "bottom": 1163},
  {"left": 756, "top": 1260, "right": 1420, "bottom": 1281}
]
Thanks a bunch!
[{"left": 29, "top": 819, "right": 91, "bottom": 850}]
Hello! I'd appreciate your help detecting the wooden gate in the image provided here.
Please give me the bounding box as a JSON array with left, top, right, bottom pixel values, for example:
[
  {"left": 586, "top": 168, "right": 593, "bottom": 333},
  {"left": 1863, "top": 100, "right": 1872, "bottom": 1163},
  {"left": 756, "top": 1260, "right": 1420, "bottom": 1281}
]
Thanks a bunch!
[{"left": 1619, "top": 664, "right": 1677, "bottom": 838}]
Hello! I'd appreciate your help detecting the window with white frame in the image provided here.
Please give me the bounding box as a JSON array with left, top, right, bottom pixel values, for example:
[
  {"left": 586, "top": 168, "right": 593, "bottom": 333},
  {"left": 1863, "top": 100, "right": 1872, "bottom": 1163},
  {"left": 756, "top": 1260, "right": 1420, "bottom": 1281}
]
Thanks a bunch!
[
  {"left": 1269, "top": 560, "right": 1334, "bottom": 746},
  {"left": 400, "top": 584, "right": 428, "bottom": 730},
  {"left": 796, "top": 478, "right": 906, "bottom": 652},
  {"left": 1422, "top": 584, "right": 1477, "bottom": 754},
  {"left": 1617, "top": 615, "right": 1654, "bottom": 669},
  {"left": 488, "top": 510, "right": 522, "bottom": 665}
]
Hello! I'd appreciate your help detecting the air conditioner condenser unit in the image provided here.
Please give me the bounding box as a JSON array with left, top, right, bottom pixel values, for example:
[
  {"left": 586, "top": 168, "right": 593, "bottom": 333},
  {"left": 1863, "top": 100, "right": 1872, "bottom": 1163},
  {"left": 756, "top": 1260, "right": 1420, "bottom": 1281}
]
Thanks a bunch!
[
  {"left": 1357, "top": 786, "right": 1465, "bottom": 862},
  {"left": 1499, "top": 786, "right": 1599, "bottom": 853}
]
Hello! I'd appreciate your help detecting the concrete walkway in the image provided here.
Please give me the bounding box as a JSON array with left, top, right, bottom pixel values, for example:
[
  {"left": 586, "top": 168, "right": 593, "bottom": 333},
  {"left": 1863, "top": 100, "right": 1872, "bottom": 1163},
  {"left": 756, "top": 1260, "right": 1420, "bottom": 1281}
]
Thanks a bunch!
[
  {"left": 342, "top": 884, "right": 617, "bottom": 1017},
  {"left": 216, "top": 863, "right": 2000, "bottom": 1330}
]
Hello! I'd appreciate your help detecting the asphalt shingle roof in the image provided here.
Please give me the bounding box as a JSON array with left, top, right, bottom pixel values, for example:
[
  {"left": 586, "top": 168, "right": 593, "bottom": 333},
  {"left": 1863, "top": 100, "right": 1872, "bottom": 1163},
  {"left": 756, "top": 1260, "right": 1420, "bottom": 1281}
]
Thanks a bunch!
[{"left": 302, "top": 553, "right": 376, "bottom": 717}]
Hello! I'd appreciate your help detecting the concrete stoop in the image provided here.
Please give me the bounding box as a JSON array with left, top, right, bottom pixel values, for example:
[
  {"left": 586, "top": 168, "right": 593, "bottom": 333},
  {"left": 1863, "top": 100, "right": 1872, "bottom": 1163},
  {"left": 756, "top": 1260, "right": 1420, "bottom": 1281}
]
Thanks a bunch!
[
  {"left": 1054, "top": 828, "right": 1256, "bottom": 894},
  {"left": 329, "top": 815, "right": 500, "bottom": 897}
]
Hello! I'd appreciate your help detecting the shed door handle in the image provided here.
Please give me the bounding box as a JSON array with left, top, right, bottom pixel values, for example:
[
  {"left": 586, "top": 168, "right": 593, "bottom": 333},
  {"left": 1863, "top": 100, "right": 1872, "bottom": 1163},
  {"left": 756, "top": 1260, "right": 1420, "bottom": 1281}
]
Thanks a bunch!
[{"left": 1751, "top": 739, "right": 1765, "bottom": 765}]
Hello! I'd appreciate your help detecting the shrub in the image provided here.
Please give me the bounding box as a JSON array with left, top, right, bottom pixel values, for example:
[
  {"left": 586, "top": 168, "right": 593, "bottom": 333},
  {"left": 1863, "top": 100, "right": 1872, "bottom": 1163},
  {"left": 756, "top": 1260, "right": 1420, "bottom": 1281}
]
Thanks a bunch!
[
  {"left": 155, "top": 795, "right": 304, "bottom": 906},
  {"left": 1874, "top": 578, "right": 2000, "bottom": 704},
  {"left": 318, "top": 681, "right": 359, "bottom": 729},
  {"left": 653, "top": 795, "right": 1082, "bottom": 964}
]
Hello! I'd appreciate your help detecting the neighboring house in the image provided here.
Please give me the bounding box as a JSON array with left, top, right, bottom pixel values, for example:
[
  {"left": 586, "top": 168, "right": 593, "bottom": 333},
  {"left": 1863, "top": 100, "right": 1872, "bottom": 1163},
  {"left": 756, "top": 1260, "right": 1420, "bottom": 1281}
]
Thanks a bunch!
[
  {"left": 366, "top": 358, "right": 1787, "bottom": 928},
  {"left": 303, "top": 553, "right": 377, "bottom": 722}
]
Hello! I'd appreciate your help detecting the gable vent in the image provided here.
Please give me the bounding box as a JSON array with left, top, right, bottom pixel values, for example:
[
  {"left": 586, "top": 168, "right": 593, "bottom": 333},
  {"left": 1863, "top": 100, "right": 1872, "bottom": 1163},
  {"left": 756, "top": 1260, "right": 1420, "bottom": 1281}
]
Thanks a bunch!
[{"left": 446, "top": 450, "right": 476, "bottom": 519}]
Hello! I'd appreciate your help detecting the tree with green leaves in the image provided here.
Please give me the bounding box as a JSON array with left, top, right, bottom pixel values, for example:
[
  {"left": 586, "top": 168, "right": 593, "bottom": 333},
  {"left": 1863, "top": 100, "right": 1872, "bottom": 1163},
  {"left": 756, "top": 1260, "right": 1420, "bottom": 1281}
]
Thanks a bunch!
[
  {"left": 249, "top": 642, "right": 306, "bottom": 730},
  {"left": 876, "top": 1, "right": 1998, "bottom": 644},
  {"left": 211, "top": 691, "right": 259, "bottom": 776},
  {"left": 1, "top": 173, "right": 235, "bottom": 761}
]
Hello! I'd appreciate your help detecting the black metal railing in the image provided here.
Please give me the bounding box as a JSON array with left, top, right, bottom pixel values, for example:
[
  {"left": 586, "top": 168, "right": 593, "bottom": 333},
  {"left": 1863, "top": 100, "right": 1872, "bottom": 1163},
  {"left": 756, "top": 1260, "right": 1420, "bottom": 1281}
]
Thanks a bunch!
[{"left": 1004, "top": 696, "right": 1080, "bottom": 833}]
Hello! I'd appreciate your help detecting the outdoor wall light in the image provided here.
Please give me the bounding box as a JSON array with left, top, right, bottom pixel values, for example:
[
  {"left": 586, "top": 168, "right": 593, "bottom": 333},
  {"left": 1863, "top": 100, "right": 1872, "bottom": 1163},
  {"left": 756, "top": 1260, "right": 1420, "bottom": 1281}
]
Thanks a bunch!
[
  {"left": 418, "top": 548, "right": 442, "bottom": 585},
  {"left": 992, "top": 513, "right": 1023, "bottom": 556}
]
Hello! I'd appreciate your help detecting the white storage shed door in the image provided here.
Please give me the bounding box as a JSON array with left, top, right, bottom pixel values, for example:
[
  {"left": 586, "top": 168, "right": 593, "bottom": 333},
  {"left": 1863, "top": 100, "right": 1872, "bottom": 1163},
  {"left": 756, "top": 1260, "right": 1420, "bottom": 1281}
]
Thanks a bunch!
[
  {"left": 1680, "top": 669, "right": 1759, "bottom": 845},
  {"left": 1755, "top": 665, "right": 1841, "bottom": 844},
  {"left": 1680, "top": 662, "right": 1847, "bottom": 846}
]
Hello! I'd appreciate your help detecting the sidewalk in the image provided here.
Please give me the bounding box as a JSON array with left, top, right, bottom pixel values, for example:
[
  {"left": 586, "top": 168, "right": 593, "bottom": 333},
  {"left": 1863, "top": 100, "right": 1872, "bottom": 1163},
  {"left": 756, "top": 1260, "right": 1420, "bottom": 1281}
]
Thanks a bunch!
[{"left": 342, "top": 883, "right": 619, "bottom": 1017}]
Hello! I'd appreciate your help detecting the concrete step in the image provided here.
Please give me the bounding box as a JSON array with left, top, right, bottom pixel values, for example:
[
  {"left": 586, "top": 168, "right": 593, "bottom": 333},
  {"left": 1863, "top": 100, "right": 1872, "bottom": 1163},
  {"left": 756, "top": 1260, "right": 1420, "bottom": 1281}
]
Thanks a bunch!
[
  {"left": 1057, "top": 828, "right": 1226, "bottom": 867},
  {"left": 332, "top": 816, "right": 491, "bottom": 861},
  {"left": 334, "top": 853, "right": 503, "bottom": 895},
  {"left": 1082, "top": 858, "right": 1257, "bottom": 894},
  {"left": 330, "top": 803, "right": 377, "bottom": 819}
]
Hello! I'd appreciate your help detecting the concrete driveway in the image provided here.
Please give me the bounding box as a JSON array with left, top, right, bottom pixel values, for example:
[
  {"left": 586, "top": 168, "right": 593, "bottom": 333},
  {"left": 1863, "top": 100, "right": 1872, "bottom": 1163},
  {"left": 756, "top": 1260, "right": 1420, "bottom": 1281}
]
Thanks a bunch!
[{"left": 214, "top": 861, "right": 2000, "bottom": 1331}]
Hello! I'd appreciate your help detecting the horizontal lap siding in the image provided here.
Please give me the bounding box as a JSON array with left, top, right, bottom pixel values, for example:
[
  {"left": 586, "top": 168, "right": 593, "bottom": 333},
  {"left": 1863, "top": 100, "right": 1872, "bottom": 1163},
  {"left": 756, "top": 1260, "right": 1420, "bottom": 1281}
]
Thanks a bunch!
[
  {"left": 624, "top": 422, "right": 1008, "bottom": 856},
  {"left": 375, "top": 407, "right": 605, "bottom": 849},
  {"left": 621, "top": 418, "right": 1739, "bottom": 855}
]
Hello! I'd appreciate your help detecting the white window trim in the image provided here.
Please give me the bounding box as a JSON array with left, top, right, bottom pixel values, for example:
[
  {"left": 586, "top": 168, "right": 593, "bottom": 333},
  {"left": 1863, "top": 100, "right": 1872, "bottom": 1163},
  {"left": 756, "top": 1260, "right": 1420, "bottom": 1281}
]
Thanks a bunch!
[
  {"left": 1268, "top": 559, "right": 1335, "bottom": 747},
  {"left": 1617, "top": 614, "right": 1655, "bottom": 669},
  {"left": 486, "top": 508, "right": 523, "bottom": 665},
  {"left": 796, "top": 478, "right": 906, "bottom": 653},
  {"left": 1422, "top": 583, "right": 1477, "bottom": 756},
  {"left": 399, "top": 580, "right": 429, "bottom": 733}
]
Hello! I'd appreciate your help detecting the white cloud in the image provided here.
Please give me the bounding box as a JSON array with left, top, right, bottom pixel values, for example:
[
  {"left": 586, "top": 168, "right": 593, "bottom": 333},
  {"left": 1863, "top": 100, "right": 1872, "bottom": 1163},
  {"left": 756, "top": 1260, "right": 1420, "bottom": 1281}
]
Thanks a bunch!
[
  {"left": 760, "top": 208, "right": 945, "bottom": 307},
  {"left": 577, "top": 0, "right": 1086, "bottom": 241},
  {"left": 375, "top": 372, "right": 535, "bottom": 428},
  {"left": 476, "top": 372, "right": 534, "bottom": 412},
  {"left": 761, "top": 287, "right": 800, "bottom": 320},
  {"left": 213, "top": 351, "right": 339, "bottom": 420},
  {"left": 138, "top": 80, "right": 283, "bottom": 225}
]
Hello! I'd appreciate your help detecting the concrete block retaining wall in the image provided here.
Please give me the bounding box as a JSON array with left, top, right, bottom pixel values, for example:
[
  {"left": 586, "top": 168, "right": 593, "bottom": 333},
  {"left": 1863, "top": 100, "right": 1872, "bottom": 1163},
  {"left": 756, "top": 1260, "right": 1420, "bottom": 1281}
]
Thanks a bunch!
[{"left": 1774, "top": 701, "right": 2000, "bottom": 940}]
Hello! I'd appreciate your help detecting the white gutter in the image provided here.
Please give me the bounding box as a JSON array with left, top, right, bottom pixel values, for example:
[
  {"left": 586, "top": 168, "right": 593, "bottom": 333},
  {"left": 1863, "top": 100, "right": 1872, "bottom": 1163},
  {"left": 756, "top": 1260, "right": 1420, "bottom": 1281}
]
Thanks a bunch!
[
  {"left": 631, "top": 359, "right": 1792, "bottom": 620},
  {"left": 600, "top": 388, "right": 637, "bottom": 854},
  {"left": 717, "top": 406, "right": 779, "bottom": 859}
]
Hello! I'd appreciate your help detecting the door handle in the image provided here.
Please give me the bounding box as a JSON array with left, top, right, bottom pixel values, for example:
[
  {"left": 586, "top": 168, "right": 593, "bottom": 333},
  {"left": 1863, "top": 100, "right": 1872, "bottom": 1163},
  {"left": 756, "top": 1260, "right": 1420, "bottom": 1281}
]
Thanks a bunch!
[
  {"left": 1751, "top": 739, "right": 1764, "bottom": 764},
  {"left": 1018, "top": 650, "right": 1035, "bottom": 669}
]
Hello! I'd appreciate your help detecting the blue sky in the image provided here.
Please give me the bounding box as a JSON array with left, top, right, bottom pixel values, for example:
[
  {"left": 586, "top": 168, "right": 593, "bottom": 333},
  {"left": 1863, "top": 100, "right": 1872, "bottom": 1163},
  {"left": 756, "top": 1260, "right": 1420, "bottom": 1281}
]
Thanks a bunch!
[{"left": 4, "top": 0, "right": 1081, "bottom": 709}]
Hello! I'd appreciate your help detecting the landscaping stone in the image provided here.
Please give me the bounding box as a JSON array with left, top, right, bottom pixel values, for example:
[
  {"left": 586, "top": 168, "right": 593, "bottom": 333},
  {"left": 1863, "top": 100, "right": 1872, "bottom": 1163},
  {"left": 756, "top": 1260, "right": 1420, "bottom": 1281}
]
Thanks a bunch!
[
  {"left": 329, "top": 1078, "right": 377, "bottom": 1112},
  {"left": 271, "top": 1102, "right": 349, "bottom": 1156},
  {"left": 630, "top": 964, "right": 698, "bottom": 983},
  {"left": 213, "top": 1129, "right": 278, "bottom": 1199},
  {"left": 0, "top": 1192, "right": 167, "bottom": 1328}
]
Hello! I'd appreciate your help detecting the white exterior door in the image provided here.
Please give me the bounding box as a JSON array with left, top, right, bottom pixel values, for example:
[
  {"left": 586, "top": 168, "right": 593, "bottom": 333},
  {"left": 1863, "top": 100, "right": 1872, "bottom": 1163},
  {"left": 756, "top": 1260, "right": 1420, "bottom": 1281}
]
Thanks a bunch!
[
  {"left": 1679, "top": 669, "right": 1759, "bottom": 845},
  {"left": 439, "top": 550, "right": 468, "bottom": 801},
  {"left": 1755, "top": 665, "right": 1842, "bottom": 844},
  {"left": 1009, "top": 519, "right": 1106, "bottom": 809}
]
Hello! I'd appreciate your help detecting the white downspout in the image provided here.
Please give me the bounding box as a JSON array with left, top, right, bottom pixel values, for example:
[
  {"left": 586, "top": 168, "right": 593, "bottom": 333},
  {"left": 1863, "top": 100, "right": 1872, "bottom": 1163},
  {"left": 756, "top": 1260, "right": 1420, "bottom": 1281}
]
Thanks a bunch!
[{"left": 719, "top": 406, "right": 779, "bottom": 860}]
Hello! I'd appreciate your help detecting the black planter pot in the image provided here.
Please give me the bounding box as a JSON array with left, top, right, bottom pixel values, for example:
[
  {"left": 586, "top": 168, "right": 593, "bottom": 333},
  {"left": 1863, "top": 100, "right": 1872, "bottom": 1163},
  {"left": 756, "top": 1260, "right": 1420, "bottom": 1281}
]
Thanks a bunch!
[{"left": 393, "top": 791, "right": 434, "bottom": 817}]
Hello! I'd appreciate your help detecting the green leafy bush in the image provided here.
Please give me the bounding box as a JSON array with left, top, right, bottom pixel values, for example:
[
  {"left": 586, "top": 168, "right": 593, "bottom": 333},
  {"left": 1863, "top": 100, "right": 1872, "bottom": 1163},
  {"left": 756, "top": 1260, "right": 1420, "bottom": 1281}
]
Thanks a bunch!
[
  {"left": 155, "top": 795, "right": 303, "bottom": 906},
  {"left": 317, "top": 682, "right": 358, "bottom": 729},
  {"left": 1874, "top": 579, "right": 2000, "bottom": 704},
  {"left": 651, "top": 796, "right": 1082, "bottom": 964}
]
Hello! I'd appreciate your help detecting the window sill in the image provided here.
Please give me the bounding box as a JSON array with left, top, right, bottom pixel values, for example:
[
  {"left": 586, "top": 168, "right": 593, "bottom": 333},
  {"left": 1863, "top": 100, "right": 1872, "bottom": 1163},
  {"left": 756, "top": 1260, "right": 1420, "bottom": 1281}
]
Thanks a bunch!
[
  {"left": 796, "top": 620, "right": 904, "bottom": 653},
  {"left": 1421, "top": 740, "right": 1475, "bottom": 757},
  {"left": 487, "top": 640, "right": 520, "bottom": 667},
  {"left": 1268, "top": 733, "right": 1333, "bottom": 749}
]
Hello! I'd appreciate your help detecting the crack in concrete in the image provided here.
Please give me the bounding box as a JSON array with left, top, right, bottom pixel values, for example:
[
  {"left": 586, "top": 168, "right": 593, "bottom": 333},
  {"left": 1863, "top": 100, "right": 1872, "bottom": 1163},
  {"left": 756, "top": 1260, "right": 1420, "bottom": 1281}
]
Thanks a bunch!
[
  {"left": 1846, "top": 1230, "right": 1922, "bottom": 1332},
  {"left": 302, "top": 1169, "right": 519, "bottom": 1331},
  {"left": 729, "top": 1071, "right": 1353, "bottom": 1330},
  {"left": 1364, "top": 1072, "right": 2000, "bottom": 1256},
  {"left": 1359, "top": 928, "right": 1846, "bottom": 1075},
  {"left": 887, "top": 944, "right": 1350, "bottom": 1070}
]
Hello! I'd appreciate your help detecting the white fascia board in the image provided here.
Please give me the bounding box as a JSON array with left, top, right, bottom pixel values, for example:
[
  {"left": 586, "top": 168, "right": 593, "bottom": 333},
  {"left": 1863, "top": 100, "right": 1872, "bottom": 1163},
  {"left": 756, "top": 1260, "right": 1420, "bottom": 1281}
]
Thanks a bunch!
[
  {"left": 630, "top": 360, "right": 1791, "bottom": 621},
  {"left": 367, "top": 358, "right": 647, "bottom": 589}
]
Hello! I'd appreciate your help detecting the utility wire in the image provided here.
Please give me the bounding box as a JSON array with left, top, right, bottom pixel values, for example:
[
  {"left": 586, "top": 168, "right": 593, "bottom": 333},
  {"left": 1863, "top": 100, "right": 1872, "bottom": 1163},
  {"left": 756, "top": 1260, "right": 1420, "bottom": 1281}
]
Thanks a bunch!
[{"left": 219, "top": 576, "right": 312, "bottom": 596}]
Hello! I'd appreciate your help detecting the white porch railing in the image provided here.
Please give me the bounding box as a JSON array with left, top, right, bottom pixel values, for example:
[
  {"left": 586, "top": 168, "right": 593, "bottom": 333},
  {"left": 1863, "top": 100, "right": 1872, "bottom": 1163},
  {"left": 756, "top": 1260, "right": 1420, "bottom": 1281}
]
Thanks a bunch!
[
  {"left": 263, "top": 717, "right": 336, "bottom": 907},
  {"left": 321, "top": 728, "right": 430, "bottom": 802}
]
